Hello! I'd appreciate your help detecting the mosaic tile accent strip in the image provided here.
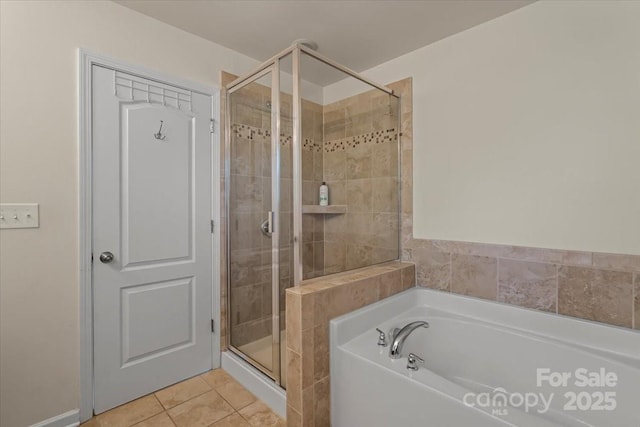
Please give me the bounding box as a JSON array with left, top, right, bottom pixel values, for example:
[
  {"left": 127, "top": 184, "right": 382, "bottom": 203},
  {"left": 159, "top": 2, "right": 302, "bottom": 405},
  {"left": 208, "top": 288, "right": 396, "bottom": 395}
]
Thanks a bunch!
[
  {"left": 324, "top": 128, "right": 397, "bottom": 152},
  {"left": 232, "top": 124, "right": 398, "bottom": 153},
  {"left": 232, "top": 123, "right": 322, "bottom": 151},
  {"left": 302, "top": 138, "right": 322, "bottom": 153}
]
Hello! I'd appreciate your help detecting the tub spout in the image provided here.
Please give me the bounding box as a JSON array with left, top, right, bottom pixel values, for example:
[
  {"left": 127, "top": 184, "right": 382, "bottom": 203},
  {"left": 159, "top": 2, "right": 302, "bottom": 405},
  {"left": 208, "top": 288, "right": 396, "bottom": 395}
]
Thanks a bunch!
[{"left": 389, "top": 321, "right": 429, "bottom": 359}]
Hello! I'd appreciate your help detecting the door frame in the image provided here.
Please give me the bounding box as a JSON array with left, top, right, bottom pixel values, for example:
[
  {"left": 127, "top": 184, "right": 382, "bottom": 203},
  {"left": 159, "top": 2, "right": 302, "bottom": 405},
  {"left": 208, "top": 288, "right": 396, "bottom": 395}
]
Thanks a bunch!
[{"left": 78, "top": 49, "right": 220, "bottom": 422}]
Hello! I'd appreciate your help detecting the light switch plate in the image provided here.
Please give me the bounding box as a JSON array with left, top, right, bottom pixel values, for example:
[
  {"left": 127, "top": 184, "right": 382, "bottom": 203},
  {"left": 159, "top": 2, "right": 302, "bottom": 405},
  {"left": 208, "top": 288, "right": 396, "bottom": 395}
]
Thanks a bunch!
[{"left": 0, "top": 203, "right": 39, "bottom": 229}]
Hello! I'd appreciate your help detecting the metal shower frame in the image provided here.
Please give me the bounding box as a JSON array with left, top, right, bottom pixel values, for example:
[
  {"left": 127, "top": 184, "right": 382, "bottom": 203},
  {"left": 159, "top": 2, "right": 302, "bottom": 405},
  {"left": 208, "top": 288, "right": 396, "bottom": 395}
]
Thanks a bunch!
[{"left": 224, "top": 42, "right": 400, "bottom": 386}]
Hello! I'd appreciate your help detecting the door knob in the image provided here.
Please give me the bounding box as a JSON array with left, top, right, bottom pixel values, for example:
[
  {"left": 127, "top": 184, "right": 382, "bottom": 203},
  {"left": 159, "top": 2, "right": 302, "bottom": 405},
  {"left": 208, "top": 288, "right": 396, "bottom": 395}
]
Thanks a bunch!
[{"left": 99, "top": 251, "right": 114, "bottom": 263}]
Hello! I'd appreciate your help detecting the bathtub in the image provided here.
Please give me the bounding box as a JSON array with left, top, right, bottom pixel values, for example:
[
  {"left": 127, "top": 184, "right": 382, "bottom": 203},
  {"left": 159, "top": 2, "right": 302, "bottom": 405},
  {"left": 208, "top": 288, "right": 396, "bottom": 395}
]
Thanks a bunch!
[{"left": 330, "top": 288, "right": 640, "bottom": 427}]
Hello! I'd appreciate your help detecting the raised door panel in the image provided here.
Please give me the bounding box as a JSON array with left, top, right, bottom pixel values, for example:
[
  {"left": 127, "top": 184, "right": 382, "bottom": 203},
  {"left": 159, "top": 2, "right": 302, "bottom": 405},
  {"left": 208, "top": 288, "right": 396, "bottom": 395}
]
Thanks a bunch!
[{"left": 120, "top": 104, "right": 195, "bottom": 268}]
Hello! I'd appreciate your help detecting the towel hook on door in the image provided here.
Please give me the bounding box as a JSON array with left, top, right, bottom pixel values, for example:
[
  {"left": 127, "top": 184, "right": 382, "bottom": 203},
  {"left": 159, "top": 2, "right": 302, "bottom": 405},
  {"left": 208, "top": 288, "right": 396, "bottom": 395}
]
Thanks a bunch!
[{"left": 154, "top": 120, "right": 166, "bottom": 140}]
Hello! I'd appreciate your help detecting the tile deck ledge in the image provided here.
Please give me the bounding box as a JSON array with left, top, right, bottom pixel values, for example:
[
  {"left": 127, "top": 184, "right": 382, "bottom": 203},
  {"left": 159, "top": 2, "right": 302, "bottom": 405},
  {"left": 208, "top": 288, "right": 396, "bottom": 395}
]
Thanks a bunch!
[{"left": 290, "top": 260, "right": 415, "bottom": 295}]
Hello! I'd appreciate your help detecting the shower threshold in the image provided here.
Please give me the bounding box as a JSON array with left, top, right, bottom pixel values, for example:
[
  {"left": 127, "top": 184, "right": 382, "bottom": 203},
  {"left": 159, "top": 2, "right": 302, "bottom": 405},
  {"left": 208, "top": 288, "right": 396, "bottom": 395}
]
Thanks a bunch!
[{"left": 237, "top": 330, "right": 287, "bottom": 381}]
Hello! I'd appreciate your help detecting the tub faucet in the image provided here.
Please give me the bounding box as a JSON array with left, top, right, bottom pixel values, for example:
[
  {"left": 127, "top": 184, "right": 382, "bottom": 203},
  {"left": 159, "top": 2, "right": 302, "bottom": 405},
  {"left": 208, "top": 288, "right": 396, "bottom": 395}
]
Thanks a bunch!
[{"left": 389, "top": 321, "right": 429, "bottom": 359}]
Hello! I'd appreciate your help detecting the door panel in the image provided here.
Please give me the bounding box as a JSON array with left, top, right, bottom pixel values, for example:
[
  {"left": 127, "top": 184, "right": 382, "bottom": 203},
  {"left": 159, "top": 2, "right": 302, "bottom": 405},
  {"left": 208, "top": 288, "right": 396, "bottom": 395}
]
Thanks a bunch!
[
  {"left": 92, "top": 65, "right": 213, "bottom": 413},
  {"left": 121, "top": 277, "right": 194, "bottom": 365},
  {"left": 121, "top": 105, "right": 194, "bottom": 266}
]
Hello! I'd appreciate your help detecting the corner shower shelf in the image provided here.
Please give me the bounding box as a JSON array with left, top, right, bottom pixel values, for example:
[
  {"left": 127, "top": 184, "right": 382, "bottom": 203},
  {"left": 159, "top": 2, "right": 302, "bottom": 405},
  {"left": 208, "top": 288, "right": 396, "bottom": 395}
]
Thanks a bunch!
[{"left": 302, "top": 205, "right": 347, "bottom": 214}]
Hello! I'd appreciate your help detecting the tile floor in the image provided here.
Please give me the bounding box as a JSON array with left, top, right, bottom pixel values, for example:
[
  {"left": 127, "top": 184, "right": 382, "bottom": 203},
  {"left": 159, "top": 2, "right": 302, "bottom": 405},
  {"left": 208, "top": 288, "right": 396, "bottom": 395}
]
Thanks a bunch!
[{"left": 81, "top": 369, "right": 285, "bottom": 427}]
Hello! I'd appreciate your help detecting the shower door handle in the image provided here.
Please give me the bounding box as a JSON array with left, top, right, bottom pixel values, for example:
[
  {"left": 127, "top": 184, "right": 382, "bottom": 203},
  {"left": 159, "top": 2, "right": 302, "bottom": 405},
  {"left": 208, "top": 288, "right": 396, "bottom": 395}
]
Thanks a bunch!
[
  {"left": 260, "top": 211, "right": 274, "bottom": 237},
  {"left": 267, "top": 211, "right": 274, "bottom": 233}
]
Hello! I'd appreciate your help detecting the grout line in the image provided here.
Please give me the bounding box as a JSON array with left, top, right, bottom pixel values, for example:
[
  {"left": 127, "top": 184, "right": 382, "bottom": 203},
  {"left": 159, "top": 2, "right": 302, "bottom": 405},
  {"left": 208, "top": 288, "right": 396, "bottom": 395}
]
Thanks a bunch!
[
  {"left": 632, "top": 273, "right": 635, "bottom": 329},
  {"left": 131, "top": 410, "right": 177, "bottom": 427},
  {"left": 131, "top": 395, "right": 165, "bottom": 426},
  {"left": 156, "top": 382, "right": 212, "bottom": 411},
  {"left": 448, "top": 252, "right": 453, "bottom": 293},
  {"left": 94, "top": 369, "right": 274, "bottom": 427},
  {"left": 165, "top": 409, "right": 178, "bottom": 427},
  {"left": 555, "top": 264, "right": 559, "bottom": 314},
  {"left": 496, "top": 257, "right": 500, "bottom": 301}
]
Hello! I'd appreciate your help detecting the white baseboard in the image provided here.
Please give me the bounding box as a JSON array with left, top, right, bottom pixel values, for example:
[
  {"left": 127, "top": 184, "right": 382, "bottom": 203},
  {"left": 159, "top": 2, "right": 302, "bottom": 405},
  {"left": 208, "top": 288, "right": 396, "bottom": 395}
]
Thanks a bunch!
[
  {"left": 30, "top": 410, "right": 80, "bottom": 427},
  {"left": 221, "top": 351, "right": 286, "bottom": 418}
]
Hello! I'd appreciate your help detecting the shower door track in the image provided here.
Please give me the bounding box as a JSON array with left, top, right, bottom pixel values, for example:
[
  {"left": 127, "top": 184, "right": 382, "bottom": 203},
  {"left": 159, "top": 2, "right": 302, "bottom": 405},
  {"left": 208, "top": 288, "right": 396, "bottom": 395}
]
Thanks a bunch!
[
  {"left": 226, "top": 345, "right": 278, "bottom": 381},
  {"left": 226, "top": 44, "right": 397, "bottom": 97}
]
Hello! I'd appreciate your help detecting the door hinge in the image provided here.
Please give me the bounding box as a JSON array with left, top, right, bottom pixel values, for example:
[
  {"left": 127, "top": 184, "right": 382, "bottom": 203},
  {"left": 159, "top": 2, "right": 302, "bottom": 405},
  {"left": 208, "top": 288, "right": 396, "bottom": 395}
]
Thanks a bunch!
[
  {"left": 91, "top": 253, "right": 94, "bottom": 264},
  {"left": 209, "top": 119, "right": 215, "bottom": 133},
  {"left": 211, "top": 319, "right": 215, "bottom": 333},
  {"left": 211, "top": 219, "right": 215, "bottom": 234}
]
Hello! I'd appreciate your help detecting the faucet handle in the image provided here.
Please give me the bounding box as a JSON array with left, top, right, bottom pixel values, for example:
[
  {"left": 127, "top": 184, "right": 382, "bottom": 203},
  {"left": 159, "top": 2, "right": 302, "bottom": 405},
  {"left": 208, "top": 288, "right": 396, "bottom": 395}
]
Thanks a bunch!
[
  {"left": 375, "top": 328, "right": 388, "bottom": 347},
  {"left": 407, "top": 353, "right": 425, "bottom": 371}
]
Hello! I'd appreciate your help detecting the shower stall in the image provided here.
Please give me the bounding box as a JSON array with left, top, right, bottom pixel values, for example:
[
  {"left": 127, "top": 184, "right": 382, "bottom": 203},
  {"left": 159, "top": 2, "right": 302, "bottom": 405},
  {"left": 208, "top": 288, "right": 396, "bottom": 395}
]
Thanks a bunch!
[{"left": 225, "top": 43, "right": 401, "bottom": 387}]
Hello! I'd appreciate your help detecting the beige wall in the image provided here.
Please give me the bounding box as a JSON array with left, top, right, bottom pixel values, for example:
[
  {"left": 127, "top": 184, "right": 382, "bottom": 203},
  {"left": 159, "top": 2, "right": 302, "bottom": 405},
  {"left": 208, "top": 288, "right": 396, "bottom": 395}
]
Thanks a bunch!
[
  {"left": 0, "top": 2, "right": 259, "bottom": 426},
  {"left": 325, "top": 0, "right": 640, "bottom": 256}
]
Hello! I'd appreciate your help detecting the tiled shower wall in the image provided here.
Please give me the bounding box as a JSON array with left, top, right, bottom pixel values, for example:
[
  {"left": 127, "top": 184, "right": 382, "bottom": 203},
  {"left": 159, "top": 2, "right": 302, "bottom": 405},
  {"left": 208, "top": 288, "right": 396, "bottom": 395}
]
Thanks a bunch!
[
  {"left": 391, "top": 77, "right": 640, "bottom": 331},
  {"left": 301, "top": 102, "right": 325, "bottom": 279},
  {"left": 222, "top": 71, "right": 404, "bottom": 349},
  {"left": 320, "top": 91, "right": 400, "bottom": 274}
]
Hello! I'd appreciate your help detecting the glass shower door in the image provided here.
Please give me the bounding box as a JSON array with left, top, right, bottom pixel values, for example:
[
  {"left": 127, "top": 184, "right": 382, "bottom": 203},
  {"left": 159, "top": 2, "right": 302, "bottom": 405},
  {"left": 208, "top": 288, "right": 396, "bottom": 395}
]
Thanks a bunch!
[{"left": 228, "top": 69, "right": 279, "bottom": 379}]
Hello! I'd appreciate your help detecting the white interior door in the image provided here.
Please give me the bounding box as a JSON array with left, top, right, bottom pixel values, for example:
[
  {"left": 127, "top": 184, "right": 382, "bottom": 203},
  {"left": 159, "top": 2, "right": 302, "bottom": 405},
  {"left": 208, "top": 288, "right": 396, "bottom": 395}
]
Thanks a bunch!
[{"left": 92, "top": 65, "right": 213, "bottom": 413}]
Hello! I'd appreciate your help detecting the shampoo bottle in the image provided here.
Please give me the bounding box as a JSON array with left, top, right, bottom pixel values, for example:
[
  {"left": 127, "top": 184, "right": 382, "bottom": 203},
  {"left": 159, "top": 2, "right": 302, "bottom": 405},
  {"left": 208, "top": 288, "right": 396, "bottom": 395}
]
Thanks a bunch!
[{"left": 319, "top": 182, "right": 329, "bottom": 206}]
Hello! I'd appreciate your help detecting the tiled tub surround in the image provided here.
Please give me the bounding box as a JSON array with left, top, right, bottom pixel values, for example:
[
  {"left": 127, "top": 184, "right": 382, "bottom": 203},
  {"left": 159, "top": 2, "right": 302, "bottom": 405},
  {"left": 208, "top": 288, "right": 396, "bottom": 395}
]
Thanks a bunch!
[
  {"left": 405, "top": 242, "right": 640, "bottom": 329},
  {"left": 285, "top": 261, "right": 416, "bottom": 427}
]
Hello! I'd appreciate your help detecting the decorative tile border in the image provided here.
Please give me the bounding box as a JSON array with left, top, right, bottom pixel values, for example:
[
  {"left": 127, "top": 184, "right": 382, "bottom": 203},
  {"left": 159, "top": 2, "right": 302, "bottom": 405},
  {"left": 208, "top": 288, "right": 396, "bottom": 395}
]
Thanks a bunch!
[
  {"left": 231, "top": 123, "right": 318, "bottom": 151},
  {"left": 324, "top": 128, "right": 397, "bottom": 152},
  {"left": 231, "top": 123, "right": 397, "bottom": 153},
  {"left": 301, "top": 138, "right": 320, "bottom": 153}
]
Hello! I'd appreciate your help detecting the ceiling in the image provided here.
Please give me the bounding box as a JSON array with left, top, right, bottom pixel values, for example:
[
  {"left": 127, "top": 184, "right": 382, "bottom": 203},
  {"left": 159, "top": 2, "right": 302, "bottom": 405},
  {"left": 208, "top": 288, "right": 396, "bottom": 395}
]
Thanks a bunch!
[{"left": 115, "top": 0, "right": 534, "bottom": 86}]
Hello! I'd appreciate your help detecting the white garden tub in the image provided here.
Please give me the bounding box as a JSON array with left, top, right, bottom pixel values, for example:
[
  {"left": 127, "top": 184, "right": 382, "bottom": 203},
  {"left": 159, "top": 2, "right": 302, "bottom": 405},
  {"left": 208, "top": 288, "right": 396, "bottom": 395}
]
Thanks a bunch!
[{"left": 330, "top": 288, "right": 640, "bottom": 427}]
